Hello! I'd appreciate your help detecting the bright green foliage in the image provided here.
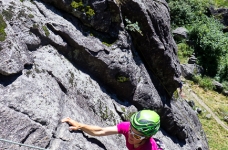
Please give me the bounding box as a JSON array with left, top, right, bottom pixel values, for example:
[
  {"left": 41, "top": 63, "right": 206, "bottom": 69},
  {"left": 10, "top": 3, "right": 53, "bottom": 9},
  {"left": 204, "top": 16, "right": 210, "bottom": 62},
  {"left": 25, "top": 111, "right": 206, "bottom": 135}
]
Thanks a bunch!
[
  {"left": 85, "top": 6, "right": 95, "bottom": 17},
  {"left": 42, "top": 25, "right": 50, "bottom": 36},
  {"left": 177, "top": 42, "right": 194, "bottom": 64},
  {"left": 28, "top": 14, "right": 34, "bottom": 18},
  {"left": 0, "top": 14, "right": 7, "bottom": 41},
  {"left": 71, "top": 0, "right": 95, "bottom": 18},
  {"left": 168, "top": 0, "right": 211, "bottom": 27},
  {"left": 117, "top": 76, "right": 129, "bottom": 82},
  {"left": 125, "top": 18, "right": 143, "bottom": 36},
  {"left": 71, "top": 0, "right": 83, "bottom": 9},
  {"left": 217, "top": 53, "right": 228, "bottom": 82},
  {"left": 192, "top": 75, "right": 215, "bottom": 90},
  {"left": 189, "top": 17, "right": 228, "bottom": 78},
  {"left": 213, "top": 0, "right": 228, "bottom": 7}
]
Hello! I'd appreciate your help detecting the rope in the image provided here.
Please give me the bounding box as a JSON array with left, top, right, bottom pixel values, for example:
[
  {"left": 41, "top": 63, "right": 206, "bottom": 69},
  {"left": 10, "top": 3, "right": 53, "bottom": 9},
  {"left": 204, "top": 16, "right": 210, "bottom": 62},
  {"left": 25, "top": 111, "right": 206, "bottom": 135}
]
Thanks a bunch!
[{"left": 0, "top": 138, "right": 48, "bottom": 150}]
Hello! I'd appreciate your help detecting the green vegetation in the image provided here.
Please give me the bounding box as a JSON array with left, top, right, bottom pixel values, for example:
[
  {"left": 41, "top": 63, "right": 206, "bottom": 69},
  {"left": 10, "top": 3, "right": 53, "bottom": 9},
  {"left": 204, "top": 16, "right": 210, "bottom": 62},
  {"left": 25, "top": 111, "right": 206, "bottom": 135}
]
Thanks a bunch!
[
  {"left": 33, "top": 24, "right": 39, "bottom": 29},
  {"left": 28, "top": 14, "right": 34, "bottom": 18},
  {"left": 71, "top": 0, "right": 95, "bottom": 18},
  {"left": 177, "top": 42, "right": 194, "bottom": 64},
  {"left": 183, "top": 82, "right": 228, "bottom": 150},
  {"left": 168, "top": 0, "right": 211, "bottom": 27},
  {"left": 2, "top": 9, "right": 13, "bottom": 21},
  {"left": 0, "top": 15, "right": 7, "bottom": 41},
  {"left": 192, "top": 75, "right": 215, "bottom": 91},
  {"left": 116, "top": 76, "right": 129, "bottom": 83},
  {"left": 69, "top": 71, "right": 75, "bottom": 86},
  {"left": 18, "top": 10, "right": 26, "bottom": 19},
  {"left": 125, "top": 18, "right": 143, "bottom": 36},
  {"left": 42, "top": 25, "right": 50, "bottom": 36},
  {"left": 169, "top": 0, "right": 228, "bottom": 148},
  {"left": 169, "top": 0, "right": 228, "bottom": 87},
  {"left": 198, "top": 114, "right": 228, "bottom": 150},
  {"left": 102, "top": 42, "right": 112, "bottom": 47},
  {"left": 189, "top": 17, "right": 228, "bottom": 78},
  {"left": 213, "top": 0, "right": 228, "bottom": 7}
]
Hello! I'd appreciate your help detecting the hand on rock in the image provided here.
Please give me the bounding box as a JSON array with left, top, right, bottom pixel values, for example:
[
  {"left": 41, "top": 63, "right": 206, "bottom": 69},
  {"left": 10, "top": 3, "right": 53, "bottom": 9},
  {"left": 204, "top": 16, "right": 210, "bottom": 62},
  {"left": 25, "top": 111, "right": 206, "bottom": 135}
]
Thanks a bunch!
[{"left": 61, "top": 117, "right": 81, "bottom": 131}]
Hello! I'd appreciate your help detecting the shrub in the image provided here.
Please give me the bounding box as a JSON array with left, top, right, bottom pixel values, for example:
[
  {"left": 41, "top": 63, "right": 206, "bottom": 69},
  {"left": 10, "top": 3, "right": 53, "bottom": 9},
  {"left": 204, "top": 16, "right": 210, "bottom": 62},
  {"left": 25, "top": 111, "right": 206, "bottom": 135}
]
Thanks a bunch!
[
  {"left": 217, "top": 54, "right": 228, "bottom": 82},
  {"left": 168, "top": 0, "right": 211, "bottom": 27},
  {"left": 188, "top": 16, "right": 228, "bottom": 77},
  {"left": 177, "top": 42, "right": 194, "bottom": 64},
  {"left": 193, "top": 75, "right": 215, "bottom": 90},
  {"left": 222, "top": 81, "right": 228, "bottom": 91}
]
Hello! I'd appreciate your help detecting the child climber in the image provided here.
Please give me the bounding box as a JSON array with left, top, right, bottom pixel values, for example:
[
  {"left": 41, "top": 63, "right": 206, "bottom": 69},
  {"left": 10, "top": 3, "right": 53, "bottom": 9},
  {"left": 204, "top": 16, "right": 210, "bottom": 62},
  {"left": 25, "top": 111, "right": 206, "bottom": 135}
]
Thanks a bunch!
[{"left": 62, "top": 109, "right": 161, "bottom": 150}]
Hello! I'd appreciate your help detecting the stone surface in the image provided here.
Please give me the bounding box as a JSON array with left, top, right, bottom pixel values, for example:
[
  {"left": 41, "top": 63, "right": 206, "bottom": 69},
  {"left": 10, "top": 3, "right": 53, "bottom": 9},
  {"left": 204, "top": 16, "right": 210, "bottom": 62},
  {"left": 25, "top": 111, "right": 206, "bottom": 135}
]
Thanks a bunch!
[
  {"left": 172, "top": 27, "right": 188, "bottom": 41},
  {"left": 181, "top": 64, "right": 204, "bottom": 79},
  {"left": 212, "top": 80, "right": 223, "bottom": 93},
  {"left": 0, "top": 0, "right": 209, "bottom": 150}
]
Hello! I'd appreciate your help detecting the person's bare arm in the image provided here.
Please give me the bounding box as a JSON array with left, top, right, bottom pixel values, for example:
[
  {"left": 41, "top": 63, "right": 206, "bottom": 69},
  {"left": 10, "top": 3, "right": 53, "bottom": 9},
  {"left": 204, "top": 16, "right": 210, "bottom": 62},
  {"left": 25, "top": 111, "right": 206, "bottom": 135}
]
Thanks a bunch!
[{"left": 61, "top": 117, "right": 118, "bottom": 136}]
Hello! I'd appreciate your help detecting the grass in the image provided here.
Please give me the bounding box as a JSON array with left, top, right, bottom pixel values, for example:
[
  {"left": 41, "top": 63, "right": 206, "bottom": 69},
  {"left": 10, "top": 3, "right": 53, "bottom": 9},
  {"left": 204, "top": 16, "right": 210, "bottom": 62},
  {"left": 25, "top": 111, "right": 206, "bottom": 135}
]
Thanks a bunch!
[
  {"left": 198, "top": 115, "right": 228, "bottom": 150},
  {"left": 190, "top": 84, "right": 228, "bottom": 124},
  {"left": 0, "top": 14, "right": 7, "bottom": 41},
  {"left": 183, "top": 80, "right": 228, "bottom": 150}
]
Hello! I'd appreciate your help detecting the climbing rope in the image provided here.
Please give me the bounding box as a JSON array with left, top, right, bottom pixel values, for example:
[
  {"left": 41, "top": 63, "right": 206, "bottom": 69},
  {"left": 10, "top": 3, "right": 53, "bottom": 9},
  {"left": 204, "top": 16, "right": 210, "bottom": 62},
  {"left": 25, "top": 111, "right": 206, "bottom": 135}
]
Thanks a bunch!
[{"left": 0, "top": 138, "right": 48, "bottom": 150}]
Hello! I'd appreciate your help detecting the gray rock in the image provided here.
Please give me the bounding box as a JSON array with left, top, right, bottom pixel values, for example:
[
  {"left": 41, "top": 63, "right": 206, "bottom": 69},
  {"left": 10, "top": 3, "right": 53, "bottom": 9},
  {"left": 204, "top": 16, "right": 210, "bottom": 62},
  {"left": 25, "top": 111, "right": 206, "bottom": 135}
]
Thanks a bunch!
[
  {"left": 208, "top": 6, "right": 228, "bottom": 27},
  {"left": 222, "top": 90, "right": 228, "bottom": 96},
  {"left": 173, "top": 27, "right": 188, "bottom": 41},
  {"left": 224, "top": 116, "right": 228, "bottom": 122},
  {"left": 120, "top": 0, "right": 181, "bottom": 96},
  {"left": 0, "top": 0, "right": 209, "bottom": 150},
  {"left": 212, "top": 81, "right": 223, "bottom": 93},
  {"left": 186, "top": 100, "right": 195, "bottom": 108},
  {"left": 196, "top": 107, "right": 202, "bottom": 114},
  {"left": 181, "top": 64, "right": 204, "bottom": 79},
  {"left": 205, "top": 114, "right": 212, "bottom": 120},
  {"left": 188, "top": 54, "right": 197, "bottom": 64}
]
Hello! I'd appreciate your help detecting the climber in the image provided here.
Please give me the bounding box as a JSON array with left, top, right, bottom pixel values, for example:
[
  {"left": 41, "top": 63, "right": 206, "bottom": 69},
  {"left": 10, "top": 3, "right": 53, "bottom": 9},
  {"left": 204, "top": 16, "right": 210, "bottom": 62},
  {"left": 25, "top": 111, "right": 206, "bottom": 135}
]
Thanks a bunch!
[
  {"left": 178, "top": 81, "right": 185, "bottom": 98},
  {"left": 61, "top": 109, "right": 162, "bottom": 150}
]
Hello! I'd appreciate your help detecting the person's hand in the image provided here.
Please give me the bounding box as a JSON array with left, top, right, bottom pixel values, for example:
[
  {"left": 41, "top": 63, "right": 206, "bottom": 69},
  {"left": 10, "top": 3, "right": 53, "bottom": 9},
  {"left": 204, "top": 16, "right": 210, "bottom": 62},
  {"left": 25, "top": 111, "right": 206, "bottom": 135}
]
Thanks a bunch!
[{"left": 61, "top": 117, "right": 81, "bottom": 131}]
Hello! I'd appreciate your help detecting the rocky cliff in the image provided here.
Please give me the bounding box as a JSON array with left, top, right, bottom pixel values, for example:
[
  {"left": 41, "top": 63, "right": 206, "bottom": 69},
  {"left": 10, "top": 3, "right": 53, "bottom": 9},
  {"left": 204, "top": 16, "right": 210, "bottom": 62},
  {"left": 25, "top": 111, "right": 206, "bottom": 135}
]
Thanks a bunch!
[{"left": 0, "top": 0, "right": 208, "bottom": 149}]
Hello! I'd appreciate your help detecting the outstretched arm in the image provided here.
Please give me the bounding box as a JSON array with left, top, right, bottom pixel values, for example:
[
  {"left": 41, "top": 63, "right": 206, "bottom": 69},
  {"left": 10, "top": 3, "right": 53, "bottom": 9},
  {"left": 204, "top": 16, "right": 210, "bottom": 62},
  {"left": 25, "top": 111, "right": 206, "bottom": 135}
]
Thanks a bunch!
[{"left": 61, "top": 117, "right": 118, "bottom": 136}]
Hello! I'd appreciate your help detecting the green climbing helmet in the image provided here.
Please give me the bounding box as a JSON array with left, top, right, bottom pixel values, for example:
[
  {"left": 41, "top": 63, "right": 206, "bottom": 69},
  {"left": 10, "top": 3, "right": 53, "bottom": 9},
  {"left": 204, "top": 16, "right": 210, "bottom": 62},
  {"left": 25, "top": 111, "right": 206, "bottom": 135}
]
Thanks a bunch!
[{"left": 130, "top": 110, "right": 160, "bottom": 137}]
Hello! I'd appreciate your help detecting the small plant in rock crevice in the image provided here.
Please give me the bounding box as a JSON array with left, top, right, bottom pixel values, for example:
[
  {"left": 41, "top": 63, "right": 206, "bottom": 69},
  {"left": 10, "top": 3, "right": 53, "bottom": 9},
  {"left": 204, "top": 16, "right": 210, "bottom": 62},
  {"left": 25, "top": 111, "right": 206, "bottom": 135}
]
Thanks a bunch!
[
  {"left": 125, "top": 18, "right": 143, "bottom": 36},
  {"left": 2, "top": 9, "right": 13, "bottom": 21},
  {"left": 71, "top": 0, "right": 95, "bottom": 18},
  {"left": 0, "top": 15, "right": 7, "bottom": 41},
  {"left": 117, "top": 76, "right": 129, "bottom": 83},
  {"left": 42, "top": 25, "right": 50, "bottom": 37}
]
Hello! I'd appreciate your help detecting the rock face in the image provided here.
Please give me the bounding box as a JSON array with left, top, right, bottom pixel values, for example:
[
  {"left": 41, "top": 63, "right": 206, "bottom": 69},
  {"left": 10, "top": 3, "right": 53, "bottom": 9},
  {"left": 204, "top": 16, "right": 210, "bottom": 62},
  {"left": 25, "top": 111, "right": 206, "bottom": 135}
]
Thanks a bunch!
[{"left": 0, "top": 0, "right": 208, "bottom": 150}]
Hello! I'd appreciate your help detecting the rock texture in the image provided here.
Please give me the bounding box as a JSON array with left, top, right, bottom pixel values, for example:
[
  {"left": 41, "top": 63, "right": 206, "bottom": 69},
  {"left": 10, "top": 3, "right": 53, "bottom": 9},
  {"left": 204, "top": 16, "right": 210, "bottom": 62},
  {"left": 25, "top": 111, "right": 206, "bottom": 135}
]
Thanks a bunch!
[{"left": 0, "top": 0, "right": 208, "bottom": 150}]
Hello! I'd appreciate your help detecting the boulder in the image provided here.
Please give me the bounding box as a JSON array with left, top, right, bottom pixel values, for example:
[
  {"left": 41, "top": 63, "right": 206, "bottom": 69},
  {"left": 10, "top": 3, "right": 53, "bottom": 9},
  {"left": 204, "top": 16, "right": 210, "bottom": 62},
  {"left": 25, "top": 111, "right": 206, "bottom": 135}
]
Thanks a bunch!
[
  {"left": 188, "top": 53, "right": 197, "bottom": 64},
  {"left": 181, "top": 64, "right": 204, "bottom": 79},
  {"left": 172, "top": 27, "right": 188, "bottom": 41},
  {"left": 212, "top": 81, "right": 223, "bottom": 93}
]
